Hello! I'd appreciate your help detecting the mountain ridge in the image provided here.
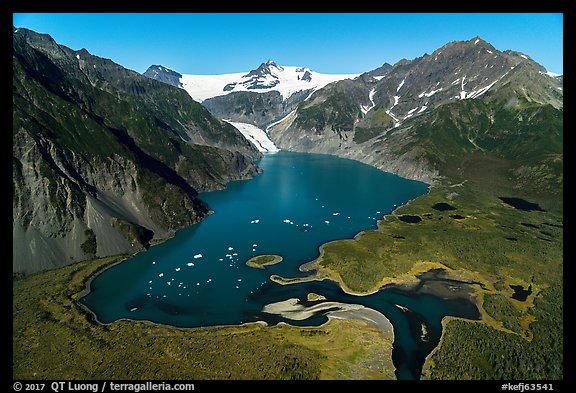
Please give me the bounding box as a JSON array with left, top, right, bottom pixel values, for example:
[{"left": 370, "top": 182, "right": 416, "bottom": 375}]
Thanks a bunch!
[
  {"left": 13, "top": 27, "right": 262, "bottom": 274},
  {"left": 143, "top": 36, "right": 561, "bottom": 201},
  {"left": 266, "top": 36, "right": 562, "bottom": 195}
]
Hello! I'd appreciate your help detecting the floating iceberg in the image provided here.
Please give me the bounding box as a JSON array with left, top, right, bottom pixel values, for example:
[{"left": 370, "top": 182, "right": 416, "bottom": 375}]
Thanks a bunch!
[
  {"left": 194, "top": 253, "right": 203, "bottom": 259},
  {"left": 187, "top": 262, "right": 194, "bottom": 266}
]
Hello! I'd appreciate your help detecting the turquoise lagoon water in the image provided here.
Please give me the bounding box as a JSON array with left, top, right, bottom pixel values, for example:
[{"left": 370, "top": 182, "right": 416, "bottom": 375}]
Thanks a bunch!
[{"left": 80, "top": 151, "right": 478, "bottom": 379}]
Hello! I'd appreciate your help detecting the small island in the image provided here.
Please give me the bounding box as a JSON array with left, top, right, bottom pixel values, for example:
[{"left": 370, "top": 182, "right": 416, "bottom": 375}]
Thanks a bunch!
[
  {"left": 307, "top": 293, "right": 327, "bottom": 302},
  {"left": 246, "top": 254, "right": 283, "bottom": 269}
]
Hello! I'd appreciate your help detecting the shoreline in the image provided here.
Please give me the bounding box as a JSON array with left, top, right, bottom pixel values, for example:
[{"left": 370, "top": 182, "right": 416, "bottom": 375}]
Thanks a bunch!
[
  {"left": 282, "top": 186, "right": 436, "bottom": 297},
  {"left": 78, "top": 183, "right": 438, "bottom": 327},
  {"left": 421, "top": 316, "right": 485, "bottom": 379}
]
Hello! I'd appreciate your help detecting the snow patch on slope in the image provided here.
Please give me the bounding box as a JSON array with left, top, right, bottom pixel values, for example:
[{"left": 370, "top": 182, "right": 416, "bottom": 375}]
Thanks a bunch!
[{"left": 361, "top": 87, "right": 377, "bottom": 115}]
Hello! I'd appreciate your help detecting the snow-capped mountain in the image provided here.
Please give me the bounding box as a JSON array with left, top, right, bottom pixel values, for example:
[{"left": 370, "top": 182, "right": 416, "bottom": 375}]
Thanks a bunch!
[
  {"left": 144, "top": 37, "right": 562, "bottom": 192},
  {"left": 145, "top": 60, "right": 359, "bottom": 102}
]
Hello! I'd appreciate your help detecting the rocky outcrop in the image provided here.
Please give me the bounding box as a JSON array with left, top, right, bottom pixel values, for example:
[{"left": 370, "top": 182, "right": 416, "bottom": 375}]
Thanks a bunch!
[{"left": 143, "top": 65, "right": 183, "bottom": 88}]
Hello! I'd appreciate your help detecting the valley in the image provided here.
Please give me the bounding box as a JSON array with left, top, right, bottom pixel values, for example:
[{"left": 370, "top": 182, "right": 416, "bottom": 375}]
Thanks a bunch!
[{"left": 13, "top": 23, "right": 562, "bottom": 381}]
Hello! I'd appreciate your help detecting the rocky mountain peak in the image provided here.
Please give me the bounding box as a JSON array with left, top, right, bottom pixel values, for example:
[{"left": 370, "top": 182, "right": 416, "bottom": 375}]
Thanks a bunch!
[
  {"left": 243, "top": 59, "right": 284, "bottom": 78},
  {"left": 143, "top": 65, "right": 183, "bottom": 88}
]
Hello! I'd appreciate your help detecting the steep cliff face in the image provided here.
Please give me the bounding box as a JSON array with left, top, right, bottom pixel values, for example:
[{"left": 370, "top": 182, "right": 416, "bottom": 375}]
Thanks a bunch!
[{"left": 13, "top": 28, "right": 262, "bottom": 274}]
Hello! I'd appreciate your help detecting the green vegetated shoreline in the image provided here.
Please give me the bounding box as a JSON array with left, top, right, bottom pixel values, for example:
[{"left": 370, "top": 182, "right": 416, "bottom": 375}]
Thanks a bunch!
[
  {"left": 13, "top": 178, "right": 563, "bottom": 380},
  {"left": 305, "top": 182, "right": 562, "bottom": 379},
  {"left": 13, "top": 255, "right": 395, "bottom": 380}
]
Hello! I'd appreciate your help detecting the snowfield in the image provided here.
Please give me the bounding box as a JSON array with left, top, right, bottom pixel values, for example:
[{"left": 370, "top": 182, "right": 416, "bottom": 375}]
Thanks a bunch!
[{"left": 179, "top": 62, "right": 359, "bottom": 102}]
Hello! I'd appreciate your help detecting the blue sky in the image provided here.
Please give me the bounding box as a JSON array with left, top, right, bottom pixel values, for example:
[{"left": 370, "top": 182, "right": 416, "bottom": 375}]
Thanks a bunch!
[{"left": 12, "top": 13, "right": 563, "bottom": 75}]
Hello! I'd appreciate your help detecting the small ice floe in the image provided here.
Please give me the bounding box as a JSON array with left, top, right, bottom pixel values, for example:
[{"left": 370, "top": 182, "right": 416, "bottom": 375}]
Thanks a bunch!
[
  {"left": 175, "top": 267, "right": 181, "bottom": 272},
  {"left": 347, "top": 216, "right": 351, "bottom": 219},
  {"left": 226, "top": 254, "right": 232, "bottom": 258},
  {"left": 282, "top": 219, "right": 291, "bottom": 224},
  {"left": 206, "top": 278, "right": 212, "bottom": 283},
  {"left": 324, "top": 220, "right": 330, "bottom": 224},
  {"left": 196, "top": 283, "right": 200, "bottom": 286},
  {"left": 238, "top": 279, "right": 242, "bottom": 282},
  {"left": 253, "top": 243, "right": 258, "bottom": 247},
  {"left": 250, "top": 219, "right": 260, "bottom": 224},
  {"left": 148, "top": 280, "right": 153, "bottom": 284},
  {"left": 232, "top": 253, "right": 238, "bottom": 256},
  {"left": 152, "top": 261, "right": 156, "bottom": 265},
  {"left": 218, "top": 258, "right": 223, "bottom": 262},
  {"left": 162, "top": 295, "right": 167, "bottom": 298},
  {"left": 228, "top": 247, "right": 234, "bottom": 251},
  {"left": 194, "top": 253, "right": 203, "bottom": 259},
  {"left": 332, "top": 212, "right": 341, "bottom": 216},
  {"left": 252, "top": 249, "right": 256, "bottom": 252},
  {"left": 167, "top": 281, "right": 171, "bottom": 285},
  {"left": 187, "top": 262, "right": 194, "bottom": 267},
  {"left": 236, "top": 286, "right": 240, "bottom": 289},
  {"left": 130, "top": 307, "right": 138, "bottom": 312},
  {"left": 158, "top": 273, "right": 164, "bottom": 277},
  {"left": 376, "top": 211, "right": 381, "bottom": 214}
]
